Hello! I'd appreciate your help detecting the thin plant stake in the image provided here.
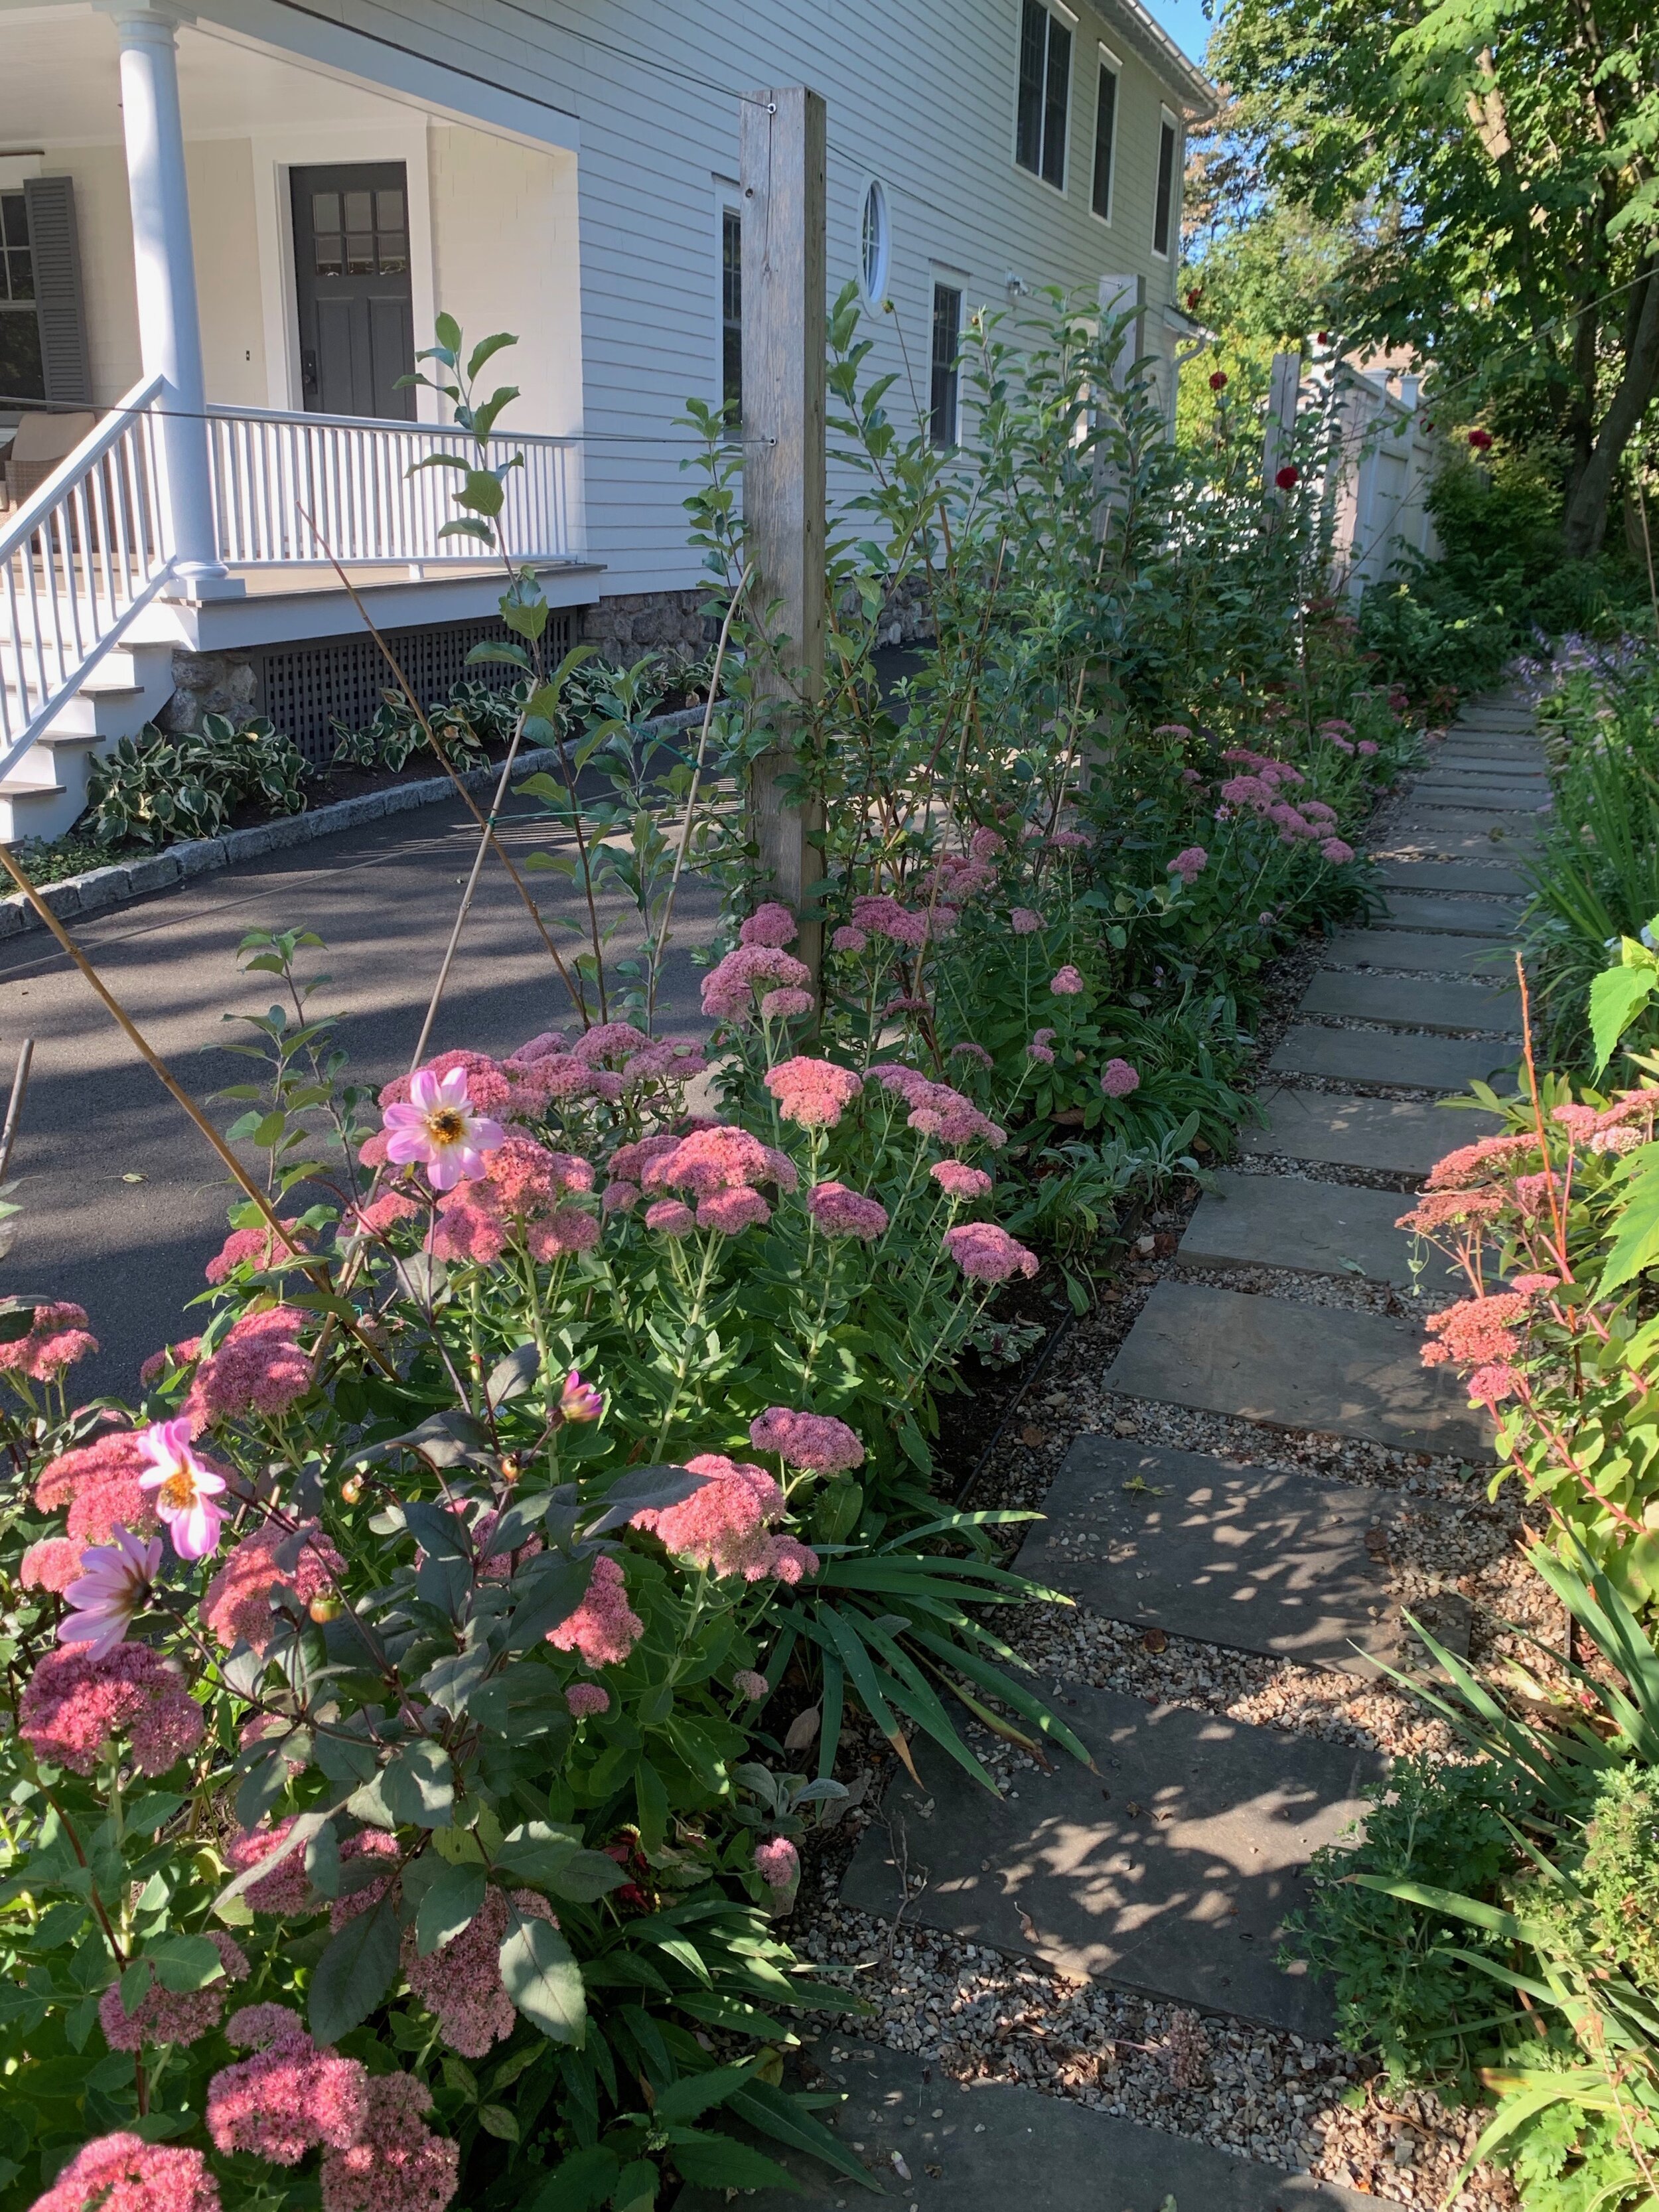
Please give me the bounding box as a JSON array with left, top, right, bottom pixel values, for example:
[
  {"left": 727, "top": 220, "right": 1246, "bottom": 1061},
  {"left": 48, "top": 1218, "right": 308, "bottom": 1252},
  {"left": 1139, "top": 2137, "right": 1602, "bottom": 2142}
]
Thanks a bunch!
[
  {"left": 0, "top": 846, "right": 394, "bottom": 1375},
  {"left": 649, "top": 562, "right": 750, "bottom": 984},
  {"left": 0, "top": 1036, "right": 33, "bottom": 1183},
  {"left": 408, "top": 722, "right": 530, "bottom": 1072}
]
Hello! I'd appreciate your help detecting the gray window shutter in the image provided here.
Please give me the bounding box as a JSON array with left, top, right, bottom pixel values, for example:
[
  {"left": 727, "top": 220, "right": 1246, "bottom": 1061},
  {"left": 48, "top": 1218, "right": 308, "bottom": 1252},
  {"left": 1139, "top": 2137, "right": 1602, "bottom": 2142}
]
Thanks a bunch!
[{"left": 25, "top": 175, "right": 92, "bottom": 407}]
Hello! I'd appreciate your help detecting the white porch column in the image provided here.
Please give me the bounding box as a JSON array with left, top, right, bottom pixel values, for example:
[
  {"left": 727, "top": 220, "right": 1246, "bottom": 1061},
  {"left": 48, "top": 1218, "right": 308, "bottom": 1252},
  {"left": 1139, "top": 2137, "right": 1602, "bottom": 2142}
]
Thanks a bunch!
[{"left": 110, "top": 4, "right": 231, "bottom": 588}]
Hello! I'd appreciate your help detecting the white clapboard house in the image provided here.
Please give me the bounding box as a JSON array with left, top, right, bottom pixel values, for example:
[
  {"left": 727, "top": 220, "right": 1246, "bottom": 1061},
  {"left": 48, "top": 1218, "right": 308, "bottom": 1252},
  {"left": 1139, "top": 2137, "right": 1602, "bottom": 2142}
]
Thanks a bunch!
[{"left": 0, "top": 0, "right": 1212, "bottom": 838}]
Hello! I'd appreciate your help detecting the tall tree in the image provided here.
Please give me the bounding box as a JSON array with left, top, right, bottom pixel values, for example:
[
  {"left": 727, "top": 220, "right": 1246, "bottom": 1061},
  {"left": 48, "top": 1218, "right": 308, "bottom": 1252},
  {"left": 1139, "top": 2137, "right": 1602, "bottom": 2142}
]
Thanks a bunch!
[{"left": 1208, "top": 0, "right": 1659, "bottom": 555}]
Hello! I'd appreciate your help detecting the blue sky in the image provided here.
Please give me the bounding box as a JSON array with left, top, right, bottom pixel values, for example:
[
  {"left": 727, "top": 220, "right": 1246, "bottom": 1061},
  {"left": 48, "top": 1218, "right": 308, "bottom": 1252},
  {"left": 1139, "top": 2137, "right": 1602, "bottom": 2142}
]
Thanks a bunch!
[{"left": 1141, "top": 0, "right": 1214, "bottom": 74}]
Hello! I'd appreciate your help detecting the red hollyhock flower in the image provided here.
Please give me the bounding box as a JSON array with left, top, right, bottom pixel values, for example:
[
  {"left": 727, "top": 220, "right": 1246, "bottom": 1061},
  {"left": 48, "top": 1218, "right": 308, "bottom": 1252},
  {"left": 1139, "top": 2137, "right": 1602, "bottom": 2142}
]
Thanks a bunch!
[
  {"left": 1275, "top": 463, "right": 1300, "bottom": 489},
  {"left": 1468, "top": 427, "right": 1493, "bottom": 450},
  {"left": 1185, "top": 287, "right": 1202, "bottom": 311},
  {"left": 1208, "top": 369, "right": 1228, "bottom": 391}
]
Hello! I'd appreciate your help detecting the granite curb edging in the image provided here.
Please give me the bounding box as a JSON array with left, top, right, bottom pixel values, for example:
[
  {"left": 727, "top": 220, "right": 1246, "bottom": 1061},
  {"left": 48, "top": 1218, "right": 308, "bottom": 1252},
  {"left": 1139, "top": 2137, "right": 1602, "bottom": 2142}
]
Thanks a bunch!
[{"left": 0, "top": 706, "right": 707, "bottom": 940}]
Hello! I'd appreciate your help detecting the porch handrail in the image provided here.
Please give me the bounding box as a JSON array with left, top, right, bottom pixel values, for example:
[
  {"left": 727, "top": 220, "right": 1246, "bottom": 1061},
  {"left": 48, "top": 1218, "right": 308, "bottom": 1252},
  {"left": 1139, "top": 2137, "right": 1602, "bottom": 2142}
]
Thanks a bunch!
[
  {"left": 0, "top": 372, "right": 174, "bottom": 771},
  {"left": 205, "top": 404, "right": 581, "bottom": 569}
]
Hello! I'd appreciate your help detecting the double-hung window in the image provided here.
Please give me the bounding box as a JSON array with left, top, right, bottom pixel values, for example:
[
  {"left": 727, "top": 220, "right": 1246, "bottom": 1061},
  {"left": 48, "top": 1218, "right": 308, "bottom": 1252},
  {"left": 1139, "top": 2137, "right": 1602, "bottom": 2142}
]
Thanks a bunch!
[
  {"left": 929, "top": 283, "right": 962, "bottom": 448},
  {"left": 1015, "top": 0, "right": 1072, "bottom": 190},
  {"left": 1153, "top": 108, "right": 1179, "bottom": 258},
  {"left": 1091, "top": 50, "right": 1119, "bottom": 222},
  {"left": 0, "top": 192, "right": 44, "bottom": 402},
  {"left": 720, "top": 205, "right": 742, "bottom": 419}
]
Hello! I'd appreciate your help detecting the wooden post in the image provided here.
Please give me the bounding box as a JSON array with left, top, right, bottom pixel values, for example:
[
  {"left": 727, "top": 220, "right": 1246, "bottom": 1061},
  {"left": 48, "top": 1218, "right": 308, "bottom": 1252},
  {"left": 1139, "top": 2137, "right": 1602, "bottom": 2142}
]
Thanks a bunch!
[
  {"left": 1262, "top": 349, "right": 1301, "bottom": 498},
  {"left": 740, "top": 85, "right": 827, "bottom": 982}
]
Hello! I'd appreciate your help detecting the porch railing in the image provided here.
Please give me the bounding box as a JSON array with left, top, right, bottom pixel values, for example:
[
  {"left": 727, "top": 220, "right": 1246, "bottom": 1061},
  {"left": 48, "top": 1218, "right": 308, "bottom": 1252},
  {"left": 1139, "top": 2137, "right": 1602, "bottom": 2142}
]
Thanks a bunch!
[
  {"left": 0, "top": 374, "right": 173, "bottom": 767},
  {"left": 206, "top": 406, "right": 581, "bottom": 569}
]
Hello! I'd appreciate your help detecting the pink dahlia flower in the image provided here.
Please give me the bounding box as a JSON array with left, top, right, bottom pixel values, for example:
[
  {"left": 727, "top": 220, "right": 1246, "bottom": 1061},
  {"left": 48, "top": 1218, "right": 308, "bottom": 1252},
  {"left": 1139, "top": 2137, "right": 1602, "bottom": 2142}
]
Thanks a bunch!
[
  {"left": 544, "top": 1552, "right": 644, "bottom": 1667},
  {"left": 136, "top": 1417, "right": 226, "bottom": 1560},
  {"left": 764, "top": 1056, "right": 863, "bottom": 1130},
  {"left": 21, "top": 1643, "right": 204, "bottom": 1776},
  {"left": 739, "top": 901, "right": 799, "bottom": 948},
  {"left": 1100, "top": 1059, "right": 1141, "bottom": 1098},
  {"left": 749, "top": 1407, "right": 865, "bottom": 1473},
  {"left": 806, "top": 1181, "right": 889, "bottom": 1240},
  {"left": 930, "top": 1161, "right": 993, "bottom": 1201},
  {"left": 382, "top": 1067, "right": 506, "bottom": 1192},
  {"left": 559, "top": 1368, "right": 603, "bottom": 1423},
  {"left": 942, "top": 1222, "right": 1039, "bottom": 1285},
  {"left": 57, "top": 1526, "right": 163, "bottom": 1660},
  {"left": 1048, "top": 966, "right": 1085, "bottom": 995},
  {"left": 319, "top": 2071, "right": 459, "bottom": 2212},
  {"left": 31, "top": 2134, "right": 220, "bottom": 2212},
  {"left": 100, "top": 1931, "right": 248, "bottom": 2052},
  {"left": 207, "top": 2022, "right": 367, "bottom": 2164},
  {"left": 1167, "top": 847, "right": 1208, "bottom": 884}
]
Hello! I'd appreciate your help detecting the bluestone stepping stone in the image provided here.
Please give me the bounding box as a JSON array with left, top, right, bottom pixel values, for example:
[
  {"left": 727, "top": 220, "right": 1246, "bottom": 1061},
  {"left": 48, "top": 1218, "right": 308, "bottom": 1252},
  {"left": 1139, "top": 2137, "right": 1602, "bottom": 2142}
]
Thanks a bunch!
[
  {"left": 1380, "top": 891, "right": 1526, "bottom": 935},
  {"left": 689, "top": 2044, "right": 1405, "bottom": 2212},
  {"left": 1177, "top": 1169, "right": 1456, "bottom": 1288},
  {"left": 1236, "top": 1086, "right": 1495, "bottom": 1175},
  {"left": 1298, "top": 970, "right": 1520, "bottom": 1035},
  {"left": 1104, "top": 1280, "right": 1492, "bottom": 1455},
  {"left": 1374, "top": 857, "right": 1530, "bottom": 895},
  {"left": 1013, "top": 1436, "right": 1473, "bottom": 1673},
  {"left": 1268, "top": 1024, "right": 1519, "bottom": 1092},
  {"left": 1321, "top": 928, "right": 1515, "bottom": 977},
  {"left": 1374, "top": 814, "right": 1541, "bottom": 858},
  {"left": 842, "top": 1681, "right": 1378, "bottom": 2036},
  {"left": 1412, "top": 784, "right": 1549, "bottom": 812}
]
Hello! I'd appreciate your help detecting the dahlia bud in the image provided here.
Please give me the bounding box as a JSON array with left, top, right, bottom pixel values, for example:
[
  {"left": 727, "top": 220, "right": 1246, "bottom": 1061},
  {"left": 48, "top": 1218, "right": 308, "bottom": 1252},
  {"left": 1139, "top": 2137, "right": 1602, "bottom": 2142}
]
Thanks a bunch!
[
  {"left": 340, "top": 1474, "right": 363, "bottom": 1505},
  {"left": 308, "top": 1593, "right": 343, "bottom": 1623}
]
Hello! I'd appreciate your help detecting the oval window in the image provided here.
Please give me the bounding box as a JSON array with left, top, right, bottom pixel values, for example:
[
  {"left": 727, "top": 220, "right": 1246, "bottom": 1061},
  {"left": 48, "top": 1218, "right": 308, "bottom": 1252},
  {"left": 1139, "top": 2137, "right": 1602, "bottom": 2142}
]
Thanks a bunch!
[{"left": 860, "top": 180, "right": 891, "bottom": 304}]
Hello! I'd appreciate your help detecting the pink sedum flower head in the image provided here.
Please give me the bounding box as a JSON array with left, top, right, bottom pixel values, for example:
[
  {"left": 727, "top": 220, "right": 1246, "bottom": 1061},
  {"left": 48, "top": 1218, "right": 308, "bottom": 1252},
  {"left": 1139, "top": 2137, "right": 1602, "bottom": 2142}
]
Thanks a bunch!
[
  {"left": 207, "top": 2023, "right": 367, "bottom": 2164},
  {"left": 100, "top": 1931, "right": 248, "bottom": 2052},
  {"left": 764, "top": 1056, "right": 863, "bottom": 1130},
  {"left": 228, "top": 1818, "right": 315, "bottom": 1914},
  {"left": 831, "top": 924, "right": 869, "bottom": 954},
  {"left": 544, "top": 1552, "right": 643, "bottom": 1667},
  {"left": 632, "top": 1455, "right": 820, "bottom": 1585},
  {"left": 1356, "top": 739, "right": 1378, "bottom": 757},
  {"left": 755, "top": 1836, "right": 800, "bottom": 1890},
  {"left": 807, "top": 1181, "right": 889, "bottom": 1240},
  {"left": 943, "top": 1222, "right": 1039, "bottom": 1284},
  {"left": 697, "top": 1187, "right": 771, "bottom": 1234},
  {"left": 320, "top": 2071, "right": 459, "bottom": 2212},
  {"left": 733, "top": 1668, "right": 770, "bottom": 1701},
  {"left": 36, "top": 1430, "right": 158, "bottom": 1548},
  {"left": 382, "top": 1066, "right": 506, "bottom": 1192},
  {"left": 0, "top": 1299, "right": 98, "bottom": 1382},
  {"left": 1049, "top": 965, "right": 1085, "bottom": 995},
  {"left": 559, "top": 1368, "right": 603, "bottom": 1423},
  {"left": 739, "top": 901, "right": 799, "bottom": 948},
  {"left": 402, "top": 1886, "right": 556, "bottom": 2059},
  {"left": 21, "top": 1643, "right": 204, "bottom": 1776},
  {"left": 760, "top": 986, "right": 815, "bottom": 1021},
  {"left": 931, "top": 1160, "right": 993, "bottom": 1201},
  {"left": 1009, "top": 907, "right": 1045, "bottom": 935},
  {"left": 565, "top": 1682, "right": 611, "bottom": 1718},
  {"left": 137, "top": 1418, "right": 226, "bottom": 1560},
  {"left": 21, "top": 1536, "right": 84, "bottom": 1594},
  {"left": 749, "top": 1406, "right": 865, "bottom": 1473},
  {"left": 184, "top": 1308, "right": 313, "bottom": 1428},
  {"left": 58, "top": 1526, "right": 163, "bottom": 1660},
  {"left": 1027, "top": 1028, "right": 1056, "bottom": 1066},
  {"left": 30, "top": 2133, "right": 221, "bottom": 2212},
  {"left": 1100, "top": 1059, "right": 1141, "bottom": 1099},
  {"left": 644, "top": 1199, "right": 695, "bottom": 1237},
  {"left": 1319, "top": 838, "right": 1355, "bottom": 865},
  {"left": 1167, "top": 847, "right": 1208, "bottom": 884},
  {"left": 202, "top": 1521, "right": 344, "bottom": 1655}
]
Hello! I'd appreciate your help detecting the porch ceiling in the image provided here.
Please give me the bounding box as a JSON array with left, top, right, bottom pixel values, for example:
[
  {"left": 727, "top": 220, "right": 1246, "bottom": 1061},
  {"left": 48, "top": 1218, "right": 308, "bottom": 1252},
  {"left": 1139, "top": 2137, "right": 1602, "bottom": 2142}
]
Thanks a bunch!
[{"left": 0, "top": 5, "right": 427, "bottom": 146}]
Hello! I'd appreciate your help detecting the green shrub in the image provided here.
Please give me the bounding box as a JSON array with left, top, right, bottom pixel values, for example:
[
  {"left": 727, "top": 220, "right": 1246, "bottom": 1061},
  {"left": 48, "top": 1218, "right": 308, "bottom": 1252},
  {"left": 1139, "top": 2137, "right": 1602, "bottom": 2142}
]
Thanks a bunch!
[{"left": 86, "top": 713, "right": 308, "bottom": 848}]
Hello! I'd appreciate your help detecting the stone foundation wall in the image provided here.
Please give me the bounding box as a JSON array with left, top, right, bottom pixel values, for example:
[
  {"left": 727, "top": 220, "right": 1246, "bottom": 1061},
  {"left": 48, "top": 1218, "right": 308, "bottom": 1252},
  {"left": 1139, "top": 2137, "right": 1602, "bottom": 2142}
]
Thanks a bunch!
[
  {"left": 159, "top": 650, "right": 259, "bottom": 734},
  {"left": 579, "top": 589, "right": 713, "bottom": 658}
]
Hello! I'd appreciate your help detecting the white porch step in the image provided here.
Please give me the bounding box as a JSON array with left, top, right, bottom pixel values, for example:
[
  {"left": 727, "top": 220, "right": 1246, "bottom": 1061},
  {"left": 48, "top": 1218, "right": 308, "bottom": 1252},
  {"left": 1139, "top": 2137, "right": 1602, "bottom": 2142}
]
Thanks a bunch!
[{"left": 0, "top": 636, "right": 177, "bottom": 843}]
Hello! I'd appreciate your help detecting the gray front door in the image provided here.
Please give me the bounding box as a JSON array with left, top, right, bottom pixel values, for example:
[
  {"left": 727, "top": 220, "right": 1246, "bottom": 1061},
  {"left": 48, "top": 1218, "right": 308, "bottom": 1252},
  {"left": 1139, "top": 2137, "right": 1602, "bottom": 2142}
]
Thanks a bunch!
[{"left": 290, "top": 163, "right": 415, "bottom": 420}]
